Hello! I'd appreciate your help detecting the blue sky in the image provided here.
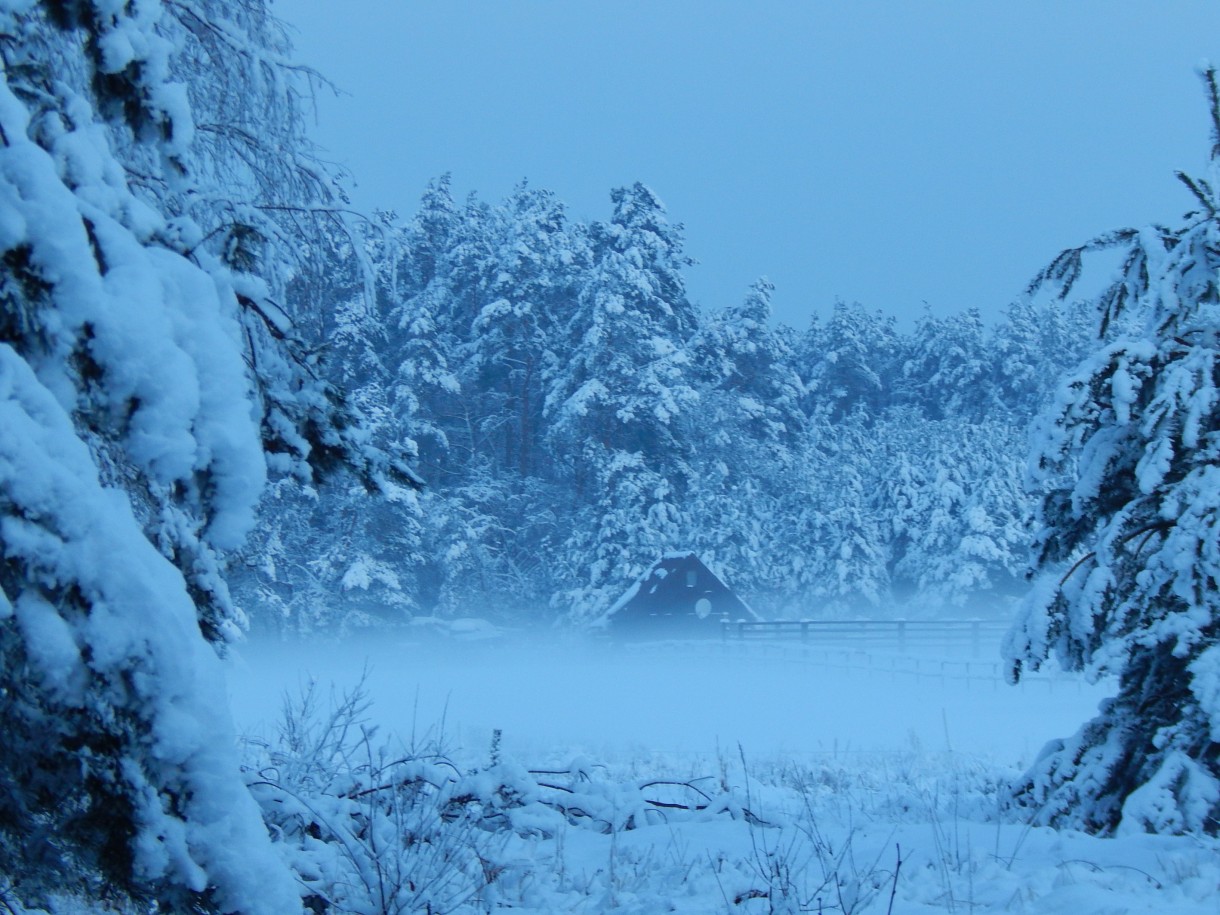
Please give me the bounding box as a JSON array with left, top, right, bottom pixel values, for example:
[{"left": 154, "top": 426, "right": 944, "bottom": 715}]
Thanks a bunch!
[{"left": 275, "top": 0, "right": 1220, "bottom": 328}]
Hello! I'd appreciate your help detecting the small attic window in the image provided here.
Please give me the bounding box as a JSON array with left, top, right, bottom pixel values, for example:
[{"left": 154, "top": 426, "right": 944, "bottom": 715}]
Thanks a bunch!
[{"left": 686, "top": 570, "right": 697, "bottom": 588}]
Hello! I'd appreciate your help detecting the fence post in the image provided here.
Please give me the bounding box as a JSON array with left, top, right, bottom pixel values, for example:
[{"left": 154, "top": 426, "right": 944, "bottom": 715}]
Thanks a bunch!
[
  {"left": 897, "top": 620, "right": 906, "bottom": 653},
  {"left": 801, "top": 621, "right": 809, "bottom": 643},
  {"left": 971, "top": 621, "right": 980, "bottom": 659}
]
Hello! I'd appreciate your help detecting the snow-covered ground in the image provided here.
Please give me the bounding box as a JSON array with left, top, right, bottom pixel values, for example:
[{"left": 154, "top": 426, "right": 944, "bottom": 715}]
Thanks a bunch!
[
  {"left": 227, "top": 632, "right": 1220, "bottom": 913},
  {"left": 229, "top": 633, "right": 1101, "bottom": 766}
]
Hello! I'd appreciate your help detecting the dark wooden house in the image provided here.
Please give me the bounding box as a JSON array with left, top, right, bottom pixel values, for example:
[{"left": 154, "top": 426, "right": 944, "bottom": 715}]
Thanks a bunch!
[{"left": 595, "top": 552, "right": 760, "bottom": 640}]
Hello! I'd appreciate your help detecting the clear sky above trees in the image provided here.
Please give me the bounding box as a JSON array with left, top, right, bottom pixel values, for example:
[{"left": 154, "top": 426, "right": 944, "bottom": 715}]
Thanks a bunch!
[{"left": 277, "top": 0, "right": 1220, "bottom": 327}]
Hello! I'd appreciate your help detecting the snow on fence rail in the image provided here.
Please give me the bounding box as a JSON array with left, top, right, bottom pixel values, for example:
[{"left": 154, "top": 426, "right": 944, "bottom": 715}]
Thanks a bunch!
[
  {"left": 629, "top": 634, "right": 1099, "bottom": 694},
  {"left": 714, "top": 641, "right": 1084, "bottom": 691},
  {"left": 721, "top": 618, "right": 1011, "bottom": 657}
]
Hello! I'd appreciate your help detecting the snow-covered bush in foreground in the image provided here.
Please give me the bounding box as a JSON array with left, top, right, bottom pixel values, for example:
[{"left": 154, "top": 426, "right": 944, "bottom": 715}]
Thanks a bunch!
[
  {"left": 1006, "top": 68, "right": 1220, "bottom": 835},
  {"left": 247, "top": 677, "right": 753, "bottom": 914},
  {"left": 242, "top": 680, "right": 1220, "bottom": 914}
]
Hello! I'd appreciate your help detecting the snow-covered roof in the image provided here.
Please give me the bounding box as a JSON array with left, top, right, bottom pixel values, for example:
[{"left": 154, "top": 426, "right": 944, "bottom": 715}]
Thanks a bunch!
[{"left": 591, "top": 552, "right": 759, "bottom": 631}]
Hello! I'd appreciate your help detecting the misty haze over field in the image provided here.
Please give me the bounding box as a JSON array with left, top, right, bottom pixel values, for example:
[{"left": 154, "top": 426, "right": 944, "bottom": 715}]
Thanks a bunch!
[{"left": 228, "top": 632, "right": 1109, "bottom": 767}]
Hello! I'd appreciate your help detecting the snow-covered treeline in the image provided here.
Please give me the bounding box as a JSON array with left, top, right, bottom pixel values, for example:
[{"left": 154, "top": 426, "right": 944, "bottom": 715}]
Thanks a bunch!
[{"left": 235, "top": 175, "right": 1097, "bottom": 633}]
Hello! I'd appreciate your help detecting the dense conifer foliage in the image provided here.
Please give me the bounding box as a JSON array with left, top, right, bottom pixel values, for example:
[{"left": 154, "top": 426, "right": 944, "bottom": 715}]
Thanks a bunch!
[
  {"left": 1005, "top": 69, "right": 1220, "bottom": 836},
  {"left": 0, "top": 0, "right": 397, "bottom": 908},
  {"left": 238, "top": 175, "right": 1095, "bottom": 631}
]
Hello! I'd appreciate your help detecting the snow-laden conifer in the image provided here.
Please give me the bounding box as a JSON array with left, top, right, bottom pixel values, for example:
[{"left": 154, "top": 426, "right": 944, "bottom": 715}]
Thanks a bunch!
[
  {"left": 0, "top": 0, "right": 393, "bottom": 907},
  {"left": 877, "top": 415, "right": 1028, "bottom": 609},
  {"left": 898, "top": 308, "right": 995, "bottom": 422},
  {"left": 799, "top": 301, "right": 899, "bottom": 423},
  {"left": 1006, "top": 67, "right": 1220, "bottom": 835},
  {"left": 683, "top": 279, "right": 808, "bottom": 609},
  {"left": 546, "top": 183, "right": 698, "bottom": 619}
]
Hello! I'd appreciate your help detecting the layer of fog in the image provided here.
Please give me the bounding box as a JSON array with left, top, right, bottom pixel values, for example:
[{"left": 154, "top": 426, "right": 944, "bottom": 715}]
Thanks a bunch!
[{"left": 225, "top": 630, "right": 1111, "bottom": 771}]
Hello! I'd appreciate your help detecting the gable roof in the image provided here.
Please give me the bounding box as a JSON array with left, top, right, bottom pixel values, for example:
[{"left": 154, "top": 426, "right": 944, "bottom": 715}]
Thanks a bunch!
[{"left": 594, "top": 552, "right": 760, "bottom": 638}]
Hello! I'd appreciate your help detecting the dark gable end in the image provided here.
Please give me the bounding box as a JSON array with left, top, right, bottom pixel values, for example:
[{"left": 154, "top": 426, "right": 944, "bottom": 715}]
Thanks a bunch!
[{"left": 597, "top": 552, "right": 760, "bottom": 640}]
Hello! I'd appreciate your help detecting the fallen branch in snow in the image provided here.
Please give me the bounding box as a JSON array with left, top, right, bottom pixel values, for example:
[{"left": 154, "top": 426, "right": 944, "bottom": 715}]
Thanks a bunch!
[
  {"left": 1056, "top": 858, "right": 1164, "bottom": 889},
  {"left": 638, "top": 778, "right": 716, "bottom": 806}
]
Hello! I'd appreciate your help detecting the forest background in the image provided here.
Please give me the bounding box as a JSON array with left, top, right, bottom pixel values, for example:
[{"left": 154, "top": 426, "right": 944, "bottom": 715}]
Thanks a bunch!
[{"left": 236, "top": 174, "right": 1096, "bottom": 632}]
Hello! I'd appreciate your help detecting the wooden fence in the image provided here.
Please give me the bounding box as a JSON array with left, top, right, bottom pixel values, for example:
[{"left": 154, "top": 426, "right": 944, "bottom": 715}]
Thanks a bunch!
[{"left": 721, "top": 618, "right": 1011, "bottom": 657}]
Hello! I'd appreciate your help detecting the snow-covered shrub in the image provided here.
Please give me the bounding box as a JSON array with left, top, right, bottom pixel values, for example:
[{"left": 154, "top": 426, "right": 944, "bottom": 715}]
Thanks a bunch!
[
  {"left": 245, "top": 679, "right": 781, "bottom": 913},
  {"left": 248, "top": 679, "right": 504, "bottom": 914}
]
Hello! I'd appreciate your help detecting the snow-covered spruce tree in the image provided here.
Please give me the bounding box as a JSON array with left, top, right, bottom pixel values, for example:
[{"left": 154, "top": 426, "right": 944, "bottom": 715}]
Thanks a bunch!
[
  {"left": 466, "top": 181, "right": 584, "bottom": 480},
  {"left": 791, "top": 416, "right": 889, "bottom": 614},
  {"left": 546, "top": 182, "right": 698, "bottom": 460},
  {"left": 1005, "top": 68, "right": 1220, "bottom": 835},
  {"left": 992, "top": 296, "right": 1096, "bottom": 423},
  {"left": 0, "top": 1, "right": 390, "bottom": 909},
  {"left": 683, "top": 279, "right": 808, "bottom": 609},
  {"left": 688, "top": 278, "right": 805, "bottom": 447},
  {"left": 381, "top": 176, "right": 469, "bottom": 479},
  {"left": 876, "top": 413, "right": 1028, "bottom": 611},
  {"left": 896, "top": 308, "right": 996, "bottom": 422},
  {"left": 545, "top": 183, "right": 698, "bottom": 620},
  {"left": 798, "top": 300, "right": 899, "bottom": 424},
  {"left": 419, "top": 185, "right": 587, "bottom": 616}
]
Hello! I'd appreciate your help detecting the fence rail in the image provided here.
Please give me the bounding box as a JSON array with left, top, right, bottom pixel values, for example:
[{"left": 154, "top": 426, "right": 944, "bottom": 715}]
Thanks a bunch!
[
  {"left": 626, "top": 638, "right": 1100, "bottom": 693},
  {"left": 721, "top": 618, "right": 1012, "bottom": 657}
]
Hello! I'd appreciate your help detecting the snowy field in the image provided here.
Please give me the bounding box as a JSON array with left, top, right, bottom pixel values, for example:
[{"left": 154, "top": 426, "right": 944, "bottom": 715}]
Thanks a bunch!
[
  {"left": 226, "top": 632, "right": 1220, "bottom": 913},
  {"left": 227, "top": 633, "right": 1103, "bottom": 767}
]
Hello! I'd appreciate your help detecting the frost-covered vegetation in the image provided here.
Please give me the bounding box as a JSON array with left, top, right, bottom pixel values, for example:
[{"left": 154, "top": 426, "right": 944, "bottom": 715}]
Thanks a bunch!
[
  {"left": 0, "top": 0, "right": 400, "bottom": 909},
  {"left": 235, "top": 178, "right": 1098, "bottom": 632},
  {"left": 226, "top": 151, "right": 1116, "bottom": 631},
  {"left": 222, "top": 642, "right": 1213, "bottom": 915},
  {"left": 4, "top": 0, "right": 1220, "bottom": 910},
  {"left": 1004, "top": 68, "right": 1220, "bottom": 836}
]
